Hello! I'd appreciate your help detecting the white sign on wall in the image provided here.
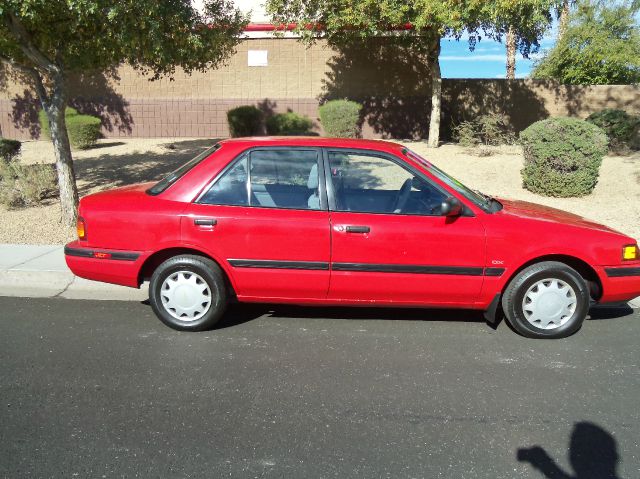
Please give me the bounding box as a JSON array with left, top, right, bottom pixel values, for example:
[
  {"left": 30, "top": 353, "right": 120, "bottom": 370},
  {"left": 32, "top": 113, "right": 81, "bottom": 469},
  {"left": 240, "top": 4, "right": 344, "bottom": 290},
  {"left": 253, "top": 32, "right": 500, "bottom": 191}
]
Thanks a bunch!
[{"left": 248, "top": 50, "right": 268, "bottom": 67}]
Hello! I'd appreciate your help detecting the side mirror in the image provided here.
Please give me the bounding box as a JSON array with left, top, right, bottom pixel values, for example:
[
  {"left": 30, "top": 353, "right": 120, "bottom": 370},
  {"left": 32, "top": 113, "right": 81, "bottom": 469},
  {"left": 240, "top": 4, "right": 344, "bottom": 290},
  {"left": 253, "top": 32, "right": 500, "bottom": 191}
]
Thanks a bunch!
[{"left": 441, "top": 197, "right": 463, "bottom": 217}]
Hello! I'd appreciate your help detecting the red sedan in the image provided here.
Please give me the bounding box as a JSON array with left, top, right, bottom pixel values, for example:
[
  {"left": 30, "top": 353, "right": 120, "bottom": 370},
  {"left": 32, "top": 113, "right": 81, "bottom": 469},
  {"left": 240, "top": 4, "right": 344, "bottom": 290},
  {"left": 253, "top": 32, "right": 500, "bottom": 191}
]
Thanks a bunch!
[{"left": 65, "top": 138, "right": 640, "bottom": 338}]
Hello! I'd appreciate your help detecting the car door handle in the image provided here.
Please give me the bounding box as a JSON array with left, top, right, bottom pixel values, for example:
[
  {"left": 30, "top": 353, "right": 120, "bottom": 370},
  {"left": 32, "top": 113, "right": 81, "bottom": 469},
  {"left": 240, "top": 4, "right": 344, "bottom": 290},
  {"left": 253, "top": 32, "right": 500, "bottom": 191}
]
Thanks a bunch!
[
  {"left": 345, "top": 225, "right": 370, "bottom": 233},
  {"left": 194, "top": 218, "right": 217, "bottom": 226}
]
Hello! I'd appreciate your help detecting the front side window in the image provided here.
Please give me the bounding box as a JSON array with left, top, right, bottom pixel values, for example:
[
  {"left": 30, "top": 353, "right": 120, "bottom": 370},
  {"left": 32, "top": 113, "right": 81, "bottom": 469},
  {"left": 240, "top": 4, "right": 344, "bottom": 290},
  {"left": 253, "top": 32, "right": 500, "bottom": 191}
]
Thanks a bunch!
[
  {"left": 199, "top": 149, "right": 321, "bottom": 210},
  {"left": 328, "top": 151, "right": 446, "bottom": 215}
]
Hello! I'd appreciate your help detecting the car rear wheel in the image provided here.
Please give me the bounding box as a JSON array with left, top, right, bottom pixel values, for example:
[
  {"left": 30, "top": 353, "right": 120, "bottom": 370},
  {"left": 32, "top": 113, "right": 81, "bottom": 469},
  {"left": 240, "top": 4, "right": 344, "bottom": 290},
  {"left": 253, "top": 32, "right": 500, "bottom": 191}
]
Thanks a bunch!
[
  {"left": 501, "top": 261, "right": 590, "bottom": 339},
  {"left": 149, "top": 254, "right": 227, "bottom": 331}
]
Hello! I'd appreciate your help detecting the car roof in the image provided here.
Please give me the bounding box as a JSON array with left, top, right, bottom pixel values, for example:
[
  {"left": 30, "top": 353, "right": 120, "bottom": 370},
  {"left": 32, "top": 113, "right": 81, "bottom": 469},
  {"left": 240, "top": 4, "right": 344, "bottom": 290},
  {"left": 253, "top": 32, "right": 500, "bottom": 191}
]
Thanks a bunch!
[{"left": 218, "top": 136, "right": 406, "bottom": 154}]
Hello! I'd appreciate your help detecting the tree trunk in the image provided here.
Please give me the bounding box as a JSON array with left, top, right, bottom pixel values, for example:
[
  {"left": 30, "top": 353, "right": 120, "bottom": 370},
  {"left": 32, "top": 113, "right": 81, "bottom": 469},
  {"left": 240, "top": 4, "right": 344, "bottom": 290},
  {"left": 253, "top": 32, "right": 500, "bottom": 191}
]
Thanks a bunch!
[
  {"left": 558, "top": 0, "right": 570, "bottom": 40},
  {"left": 45, "top": 76, "right": 79, "bottom": 227},
  {"left": 427, "top": 36, "right": 442, "bottom": 148},
  {"left": 506, "top": 25, "right": 517, "bottom": 80}
]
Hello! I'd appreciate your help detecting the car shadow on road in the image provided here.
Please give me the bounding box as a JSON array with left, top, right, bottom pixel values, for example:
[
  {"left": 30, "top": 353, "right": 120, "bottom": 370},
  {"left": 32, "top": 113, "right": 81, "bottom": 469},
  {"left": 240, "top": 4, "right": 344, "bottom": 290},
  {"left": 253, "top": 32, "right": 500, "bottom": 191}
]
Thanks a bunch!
[
  {"left": 215, "top": 304, "right": 488, "bottom": 330},
  {"left": 517, "top": 421, "right": 622, "bottom": 479},
  {"left": 213, "top": 303, "right": 637, "bottom": 330},
  {"left": 588, "top": 304, "right": 636, "bottom": 320}
]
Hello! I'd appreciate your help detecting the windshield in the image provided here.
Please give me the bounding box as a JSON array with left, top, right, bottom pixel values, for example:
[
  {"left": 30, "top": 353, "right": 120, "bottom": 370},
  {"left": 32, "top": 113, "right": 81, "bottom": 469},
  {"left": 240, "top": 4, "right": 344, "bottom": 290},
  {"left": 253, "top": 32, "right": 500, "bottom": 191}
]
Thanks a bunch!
[
  {"left": 403, "top": 148, "right": 501, "bottom": 213},
  {"left": 147, "top": 144, "right": 221, "bottom": 195}
]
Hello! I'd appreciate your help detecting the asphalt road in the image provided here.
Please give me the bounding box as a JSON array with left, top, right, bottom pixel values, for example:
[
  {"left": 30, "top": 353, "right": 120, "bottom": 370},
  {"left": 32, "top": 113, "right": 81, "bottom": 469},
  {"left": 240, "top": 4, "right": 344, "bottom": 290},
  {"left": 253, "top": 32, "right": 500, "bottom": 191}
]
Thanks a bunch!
[{"left": 1, "top": 297, "right": 639, "bottom": 479}]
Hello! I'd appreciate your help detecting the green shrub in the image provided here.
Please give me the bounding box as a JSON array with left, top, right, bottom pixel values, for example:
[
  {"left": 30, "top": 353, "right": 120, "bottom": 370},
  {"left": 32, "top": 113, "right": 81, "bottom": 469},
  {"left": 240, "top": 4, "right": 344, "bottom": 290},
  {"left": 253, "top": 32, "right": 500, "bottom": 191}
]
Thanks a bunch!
[
  {"left": 520, "top": 117, "right": 608, "bottom": 197},
  {"left": 586, "top": 108, "right": 640, "bottom": 152},
  {"left": 453, "top": 121, "right": 480, "bottom": 148},
  {"left": 453, "top": 113, "right": 515, "bottom": 147},
  {"left": 39, "top": 107, "right": 101, "bottom": 149},
  {"left": 266, "top": 112, "right": 314, "bottom": 135},
  {"left": 66, "top": 114, "right": 102, "bottom": 149},
  {"left": 318, "top": 100, "right": 362, "bottom": 138},
  {"left": 477, "top": 113, "right": 516, "bottom": 146},
  {"left": 227, "top": 106, "right": 263, "bottom": 137},
  {"left": 38, "top": 107, "right": 78, "bottom": 139},
  {"left": 0, "top": 161, "right": 56, "bottom": 208},
  {"left": 0, "top": 138, "right": 21, "bottom": 162}
]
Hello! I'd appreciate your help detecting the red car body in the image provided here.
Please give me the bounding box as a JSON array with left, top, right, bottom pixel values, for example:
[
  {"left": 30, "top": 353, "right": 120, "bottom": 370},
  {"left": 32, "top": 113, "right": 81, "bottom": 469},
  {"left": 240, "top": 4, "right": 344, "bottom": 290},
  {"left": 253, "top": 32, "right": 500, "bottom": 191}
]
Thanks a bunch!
[{"left": 65, "top": 137, "right": 640, "bottom": 317}]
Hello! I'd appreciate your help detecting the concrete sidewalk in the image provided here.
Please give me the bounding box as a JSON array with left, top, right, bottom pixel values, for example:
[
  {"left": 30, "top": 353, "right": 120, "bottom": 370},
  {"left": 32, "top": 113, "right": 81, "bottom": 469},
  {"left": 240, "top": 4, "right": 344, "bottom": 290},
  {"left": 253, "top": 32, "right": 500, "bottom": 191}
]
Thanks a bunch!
[
  {"left": 0, "top": 244, "right": 148, "bottom": 301},
  {"left": 0, "top": 243, "right": 638, "bottom": 307}
]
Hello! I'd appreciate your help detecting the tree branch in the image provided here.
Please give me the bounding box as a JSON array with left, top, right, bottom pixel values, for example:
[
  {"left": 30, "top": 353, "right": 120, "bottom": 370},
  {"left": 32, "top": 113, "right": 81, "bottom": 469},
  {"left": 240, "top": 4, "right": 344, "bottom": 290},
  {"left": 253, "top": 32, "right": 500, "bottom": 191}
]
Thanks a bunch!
[
  {"left": 0, "top": 54, "right": 50, "bottom": 107},
  {"left": 4, "top": 13, "right": 60, "bottom": 75}
]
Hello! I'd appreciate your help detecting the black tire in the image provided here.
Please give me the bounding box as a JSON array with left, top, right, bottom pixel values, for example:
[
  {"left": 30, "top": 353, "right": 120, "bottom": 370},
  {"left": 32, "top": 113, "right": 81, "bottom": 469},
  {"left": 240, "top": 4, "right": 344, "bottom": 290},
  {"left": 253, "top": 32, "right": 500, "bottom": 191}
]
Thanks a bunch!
[
  {"left": 149, "top": 254, "right": 227, "bottom": 331},
  {"left": 501, "top": 261, "right": 590, "bottom": 339}
]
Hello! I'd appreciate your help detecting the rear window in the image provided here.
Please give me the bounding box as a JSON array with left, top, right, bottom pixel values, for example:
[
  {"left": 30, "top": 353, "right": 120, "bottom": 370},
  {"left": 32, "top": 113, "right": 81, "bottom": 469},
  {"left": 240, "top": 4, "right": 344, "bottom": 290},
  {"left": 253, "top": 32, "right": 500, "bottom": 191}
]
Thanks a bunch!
[{"left": 147, "top": 144, "right": 221, "bottom": 195}]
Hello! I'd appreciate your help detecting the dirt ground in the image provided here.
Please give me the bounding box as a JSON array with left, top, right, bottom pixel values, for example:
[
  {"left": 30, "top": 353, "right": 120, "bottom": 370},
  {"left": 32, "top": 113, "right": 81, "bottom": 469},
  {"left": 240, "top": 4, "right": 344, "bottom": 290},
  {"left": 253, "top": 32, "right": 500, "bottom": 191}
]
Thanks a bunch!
[{"left": 1, "top": 138, "right": 639, "bottom": 244}]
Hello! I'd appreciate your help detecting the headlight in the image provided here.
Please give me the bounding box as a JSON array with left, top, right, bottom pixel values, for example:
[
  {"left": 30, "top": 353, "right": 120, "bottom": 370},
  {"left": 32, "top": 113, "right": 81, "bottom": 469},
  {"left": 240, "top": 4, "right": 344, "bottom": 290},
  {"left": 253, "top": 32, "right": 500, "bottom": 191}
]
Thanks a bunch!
[{"left": 622, "top": 244, "right": 639, "bottom": 261}]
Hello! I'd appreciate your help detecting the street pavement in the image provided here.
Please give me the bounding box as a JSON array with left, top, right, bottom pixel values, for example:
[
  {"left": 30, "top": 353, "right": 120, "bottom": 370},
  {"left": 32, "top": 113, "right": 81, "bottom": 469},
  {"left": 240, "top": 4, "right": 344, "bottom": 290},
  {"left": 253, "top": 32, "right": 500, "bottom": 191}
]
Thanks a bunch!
[{"left": 1, "top": 297, "right": 639, "bottom": 478}]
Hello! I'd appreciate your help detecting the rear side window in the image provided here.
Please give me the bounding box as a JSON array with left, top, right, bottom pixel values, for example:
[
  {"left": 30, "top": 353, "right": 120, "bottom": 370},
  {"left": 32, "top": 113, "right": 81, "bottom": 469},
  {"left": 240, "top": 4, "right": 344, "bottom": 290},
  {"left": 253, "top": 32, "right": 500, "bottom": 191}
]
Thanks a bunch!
[
  {"left": 199, "top": 149, "right": 321, "bottom": 210},
  {"left": 198, "top": 156, "right": 248, "bottom": 206},
  {"left": 147, "top": 144, "right": 221, "bottom": 195}
]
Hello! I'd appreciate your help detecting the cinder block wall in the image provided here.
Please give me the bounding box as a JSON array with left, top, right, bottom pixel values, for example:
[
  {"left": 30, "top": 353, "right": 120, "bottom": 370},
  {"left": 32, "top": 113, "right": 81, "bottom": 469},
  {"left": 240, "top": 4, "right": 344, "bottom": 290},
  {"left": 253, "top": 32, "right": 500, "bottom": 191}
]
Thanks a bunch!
[{"left": 1, "top": 38, "right": 638, "bottom": 140}]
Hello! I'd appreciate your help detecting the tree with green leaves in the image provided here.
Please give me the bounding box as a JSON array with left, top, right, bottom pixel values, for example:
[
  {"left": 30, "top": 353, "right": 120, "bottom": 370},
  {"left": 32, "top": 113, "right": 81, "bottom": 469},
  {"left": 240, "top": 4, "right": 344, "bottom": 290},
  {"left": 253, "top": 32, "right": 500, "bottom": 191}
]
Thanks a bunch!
[
  {"left": 532, "top": 0, "right": 640, "bottom": 84},
  {"left": 0, "top": 1, "right": 246, "bottom": 226},
  {"left": 266, "top": 0, "right": 550, "bottom": 147},
  {"left": 488, "top": 0, "right": 553, "bottom": 79}
]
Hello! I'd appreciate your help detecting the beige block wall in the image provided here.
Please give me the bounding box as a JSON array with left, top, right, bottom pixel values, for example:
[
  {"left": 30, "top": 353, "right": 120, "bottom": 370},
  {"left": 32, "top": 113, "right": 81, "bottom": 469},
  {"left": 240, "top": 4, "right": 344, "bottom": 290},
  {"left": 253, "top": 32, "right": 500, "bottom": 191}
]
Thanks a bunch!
[{"left": 1, "top": 38, "right": 639, "bottom": 140}]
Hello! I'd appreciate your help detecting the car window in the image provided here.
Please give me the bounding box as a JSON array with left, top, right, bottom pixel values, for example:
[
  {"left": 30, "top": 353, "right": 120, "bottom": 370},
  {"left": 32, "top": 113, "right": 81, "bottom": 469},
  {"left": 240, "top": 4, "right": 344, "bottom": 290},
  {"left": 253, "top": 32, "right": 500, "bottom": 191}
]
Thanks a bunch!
[
  {"left": 148, "top": 144, "right": 221, "bottom": 195},
  {"left": 198, "top": 149, "right": 321, "bottom": 210},
  {"left": 250, "top": 150, "right": 320, "bottom": 210},
  {"left": 199, "top": 156, "right": 248, "bottom": 206},
  {"left": 328, "top": 151, "right": 446, "bottom": 215}
]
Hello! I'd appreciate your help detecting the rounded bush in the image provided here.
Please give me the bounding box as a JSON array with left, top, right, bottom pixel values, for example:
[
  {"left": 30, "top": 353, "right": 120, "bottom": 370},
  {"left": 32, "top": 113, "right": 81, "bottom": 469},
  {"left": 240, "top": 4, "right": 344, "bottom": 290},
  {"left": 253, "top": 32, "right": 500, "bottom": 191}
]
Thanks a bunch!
[
  {"left": 66, "top": 114, "right": 102, "bottom": 150},
  {"left": 266, "top": 112, "right": 314, "bottom": 135},
  {"left": 39, "top": 107, "right": 101, "bottom": 149},
  {"left": 586, "top": 108, "right": 640, "bottom": 151},
  {"left": 227, "top": 106, "right": 263, "bottom": 137},
  {"left": 0, "top": 138, "right": 21, "bottom": 162},
  {"left": 520, "top": 117, "right": 608, "bottom": 197},
  {"left": 38, "top": 107, "right": 79, "bottom": 140},
  {"left": 318, "top": 99, "right": 362, "bottom": 138}
]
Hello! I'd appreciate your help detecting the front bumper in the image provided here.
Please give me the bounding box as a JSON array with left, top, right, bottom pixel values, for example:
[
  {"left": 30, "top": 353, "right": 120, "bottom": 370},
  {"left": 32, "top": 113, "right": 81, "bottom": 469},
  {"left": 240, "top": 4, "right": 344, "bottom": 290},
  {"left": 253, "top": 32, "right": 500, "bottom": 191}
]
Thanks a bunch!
[{"left": 64, "top": 241, "right": 144, "bottom": 288}]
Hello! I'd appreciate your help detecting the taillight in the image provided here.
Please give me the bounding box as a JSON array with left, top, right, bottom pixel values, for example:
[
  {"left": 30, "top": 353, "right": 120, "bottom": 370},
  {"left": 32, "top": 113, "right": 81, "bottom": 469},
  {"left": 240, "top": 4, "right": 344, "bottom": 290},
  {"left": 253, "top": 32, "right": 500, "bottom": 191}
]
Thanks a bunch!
[{"left": 77, "top": 217, "right": 87, "bottom": 240}]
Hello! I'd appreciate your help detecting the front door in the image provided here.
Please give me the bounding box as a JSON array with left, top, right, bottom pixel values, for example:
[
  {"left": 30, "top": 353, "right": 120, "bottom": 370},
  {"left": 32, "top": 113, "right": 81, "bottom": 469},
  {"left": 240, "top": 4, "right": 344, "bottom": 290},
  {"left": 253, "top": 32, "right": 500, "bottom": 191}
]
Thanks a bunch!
[
  {"left": 183, "top": 147, "right": 331, "bottom": 301},
  {"left": 325, "top": 149, "right": 486, "bottom": 305}
]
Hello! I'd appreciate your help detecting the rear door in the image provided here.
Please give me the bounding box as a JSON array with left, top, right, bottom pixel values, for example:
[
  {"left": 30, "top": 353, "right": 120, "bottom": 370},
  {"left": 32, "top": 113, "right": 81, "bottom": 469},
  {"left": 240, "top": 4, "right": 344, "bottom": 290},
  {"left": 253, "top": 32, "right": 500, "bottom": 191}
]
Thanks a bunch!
[
  {"left": 182, "top": 147, "right": 331, "bottom": 300},
  {"left": 325, "top": 149, "right": 486, "bottom": 305}
]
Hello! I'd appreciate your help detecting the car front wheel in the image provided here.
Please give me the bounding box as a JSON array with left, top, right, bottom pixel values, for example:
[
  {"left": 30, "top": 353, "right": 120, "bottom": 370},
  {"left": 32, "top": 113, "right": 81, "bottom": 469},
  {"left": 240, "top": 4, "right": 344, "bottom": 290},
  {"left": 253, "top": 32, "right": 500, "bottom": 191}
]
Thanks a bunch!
[
  {"left": 502, "top": 261, "right": 591, "bottom": 339},
  {"left": 149, "top": 254, "right": 227, "bottom": 331}
]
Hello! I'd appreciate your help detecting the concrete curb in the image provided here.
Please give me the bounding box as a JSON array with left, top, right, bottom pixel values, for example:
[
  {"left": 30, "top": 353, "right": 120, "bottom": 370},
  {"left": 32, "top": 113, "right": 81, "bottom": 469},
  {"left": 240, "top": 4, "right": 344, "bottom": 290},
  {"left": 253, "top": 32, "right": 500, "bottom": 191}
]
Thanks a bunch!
[
  {"left": 0, "top": 244, "right": 148, "bottom": 302},
  {"left": 0, "top": 270, "right": 149, "bottom": 301}
]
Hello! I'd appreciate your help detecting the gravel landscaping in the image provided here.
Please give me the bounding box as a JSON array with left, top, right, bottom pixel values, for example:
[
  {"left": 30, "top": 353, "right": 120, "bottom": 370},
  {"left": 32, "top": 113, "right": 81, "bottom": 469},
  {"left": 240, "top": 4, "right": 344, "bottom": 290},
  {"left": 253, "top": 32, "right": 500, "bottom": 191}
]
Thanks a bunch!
[{"left": 1, "top": 138, "right": 639, "bottom": 244}]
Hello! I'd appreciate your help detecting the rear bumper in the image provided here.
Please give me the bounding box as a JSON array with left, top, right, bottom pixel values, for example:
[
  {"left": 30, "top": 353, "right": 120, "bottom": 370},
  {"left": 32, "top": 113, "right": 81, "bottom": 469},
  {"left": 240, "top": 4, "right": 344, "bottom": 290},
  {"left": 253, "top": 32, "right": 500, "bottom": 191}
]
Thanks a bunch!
[
  {"left": 598, "top": 265, "right": 640, "bottom": 303},
  {"left": 64, "top": 241, "right": 144, "bottom": 288}
]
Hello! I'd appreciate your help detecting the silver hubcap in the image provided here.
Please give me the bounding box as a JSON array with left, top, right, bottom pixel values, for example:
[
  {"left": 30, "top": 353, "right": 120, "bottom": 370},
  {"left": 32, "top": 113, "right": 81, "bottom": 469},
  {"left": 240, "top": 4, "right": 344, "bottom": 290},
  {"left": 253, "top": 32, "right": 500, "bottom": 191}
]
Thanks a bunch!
[
  {"left": 160, "top": 271, "right": 212, "bottom": 322},
  {"left": 522, "top": 278, "right": 577, "bottom": 330}
]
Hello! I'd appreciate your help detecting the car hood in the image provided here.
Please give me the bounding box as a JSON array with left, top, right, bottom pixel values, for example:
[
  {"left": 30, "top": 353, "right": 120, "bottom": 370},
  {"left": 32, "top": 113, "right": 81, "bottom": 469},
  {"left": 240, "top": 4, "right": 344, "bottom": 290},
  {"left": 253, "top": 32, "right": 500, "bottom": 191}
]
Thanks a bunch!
[{"left": 497, "top": 198, "right": 623, "bottom": 235}]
